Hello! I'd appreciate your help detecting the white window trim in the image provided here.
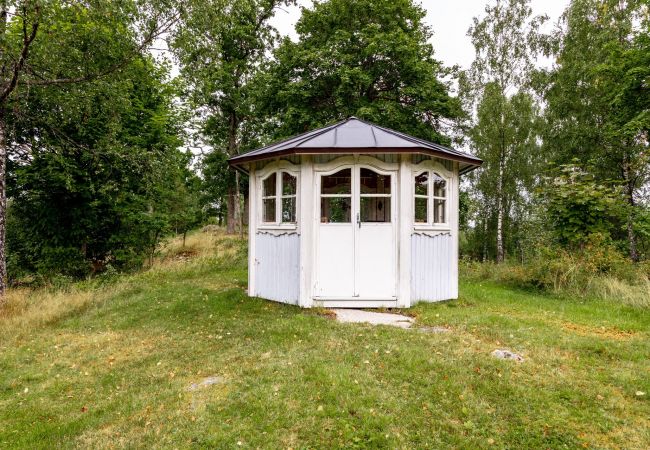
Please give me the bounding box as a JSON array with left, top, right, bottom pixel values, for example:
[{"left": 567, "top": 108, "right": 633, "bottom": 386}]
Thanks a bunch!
[
  {"left": 412, "top": 163, "right": 451, "bottom": 232},
  {"left": 257, "top": 161, "right": 300, "bottom": 231}
]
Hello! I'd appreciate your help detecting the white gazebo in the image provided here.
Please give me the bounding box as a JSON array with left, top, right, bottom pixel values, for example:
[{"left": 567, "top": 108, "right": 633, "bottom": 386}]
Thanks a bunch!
[{"left": 229, "top": 117, "right": 481, "bottom": 308}]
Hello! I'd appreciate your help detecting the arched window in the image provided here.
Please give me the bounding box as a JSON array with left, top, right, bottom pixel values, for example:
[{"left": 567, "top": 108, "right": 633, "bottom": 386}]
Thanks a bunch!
[
  {"left": 414, "top": 171, "right": 447, "bottom": 226},
  {"left": 261, "top": 171, "right": 297, "bottom": 225}
]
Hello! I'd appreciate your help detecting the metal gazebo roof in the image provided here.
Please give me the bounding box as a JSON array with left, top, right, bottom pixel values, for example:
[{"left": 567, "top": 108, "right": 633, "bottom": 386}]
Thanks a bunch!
[{"left": 229, "top": 117, "right": 482, "bottom": 174}]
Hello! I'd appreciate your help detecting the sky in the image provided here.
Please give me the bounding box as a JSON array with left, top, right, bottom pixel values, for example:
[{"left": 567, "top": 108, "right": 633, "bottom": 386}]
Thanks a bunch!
[{"left": 269, "top": 0, "right": 571, "bottom": 70}]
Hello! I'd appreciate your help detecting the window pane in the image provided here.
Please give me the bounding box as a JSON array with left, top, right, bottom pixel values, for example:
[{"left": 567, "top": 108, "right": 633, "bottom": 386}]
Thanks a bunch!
[
  {"left": 415, "top": 197, "right": 428, "bottom": 223},
  {"left": 360, "top": 197, "right": 391, "bottom": 222},
  {"left": 320, "top": 197, "right": 351, "bottom": 223},
  {"left": 415, "top": 172, "right": 428, "bottom": 196},
  {"left": 360, "top": 168, "right": 391, "bottom": 194},
  {"left": 263, "top": 198, "right": 276, "bottom": 223},
  {"left": 282, "top": 197, "right": 296, "bottom": 223},
  {"left": 434, "top": 199, "right": 446, "bottom": 223},
  {"left": 321, "top": 169, "right": 351, "bottom": 195},
  {"left": 433, "top": 174, "right": 446, "bottom": 198},
  {"left": 263, "top": 173, "right": 276, "bottom": 197},
  {"left": 282, "top": 172, "right": 296, "bottom": 196}
]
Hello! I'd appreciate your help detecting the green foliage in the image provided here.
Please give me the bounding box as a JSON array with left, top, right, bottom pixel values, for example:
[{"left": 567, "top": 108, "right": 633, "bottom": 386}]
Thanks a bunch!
[
  {"left": 259, "top": 0, "right": 461, "bottom": 143},
  {"left": 462, "top": 0, "right": 547, "bottom": 263},
  {"left": 540, "top": 0, "right": 650, "bottom": 259},
  {"left": 540, "top": 164, "right": 624, "bottom": 247},
  {"left": 171, "top": 0, "right": 292, "bottom": 227},
  {"left": 5, "top": 39, "right": 190, "bottom": 281}
]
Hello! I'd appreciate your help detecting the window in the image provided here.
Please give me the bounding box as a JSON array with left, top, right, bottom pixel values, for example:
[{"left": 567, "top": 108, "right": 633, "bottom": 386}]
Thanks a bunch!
[
  {"left": 320, "top": 169, "right": 351, "bottom": 223},
  {"left": 261, "top": 171, "right": 297, "bottom": 225},
  {"left": 359, "top": 168, "right": 391, "bottom": 223},
  {"left": 414, "top": 171, "right": 448, "bottom": 226}
]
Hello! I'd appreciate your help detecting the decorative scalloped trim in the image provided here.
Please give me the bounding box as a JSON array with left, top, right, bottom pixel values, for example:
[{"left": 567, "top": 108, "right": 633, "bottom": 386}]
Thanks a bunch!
[
  {"left": 256, "top": 229, "right": 300, "bottom": 237},
  {"left": 412, "top": 230, "right": 452, "bottom": 238}
]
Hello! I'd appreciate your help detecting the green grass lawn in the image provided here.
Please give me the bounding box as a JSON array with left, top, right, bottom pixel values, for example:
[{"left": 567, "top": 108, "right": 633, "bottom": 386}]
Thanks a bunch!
[{"left": 1, "top": 232, "right": 649, "bottom": 448}]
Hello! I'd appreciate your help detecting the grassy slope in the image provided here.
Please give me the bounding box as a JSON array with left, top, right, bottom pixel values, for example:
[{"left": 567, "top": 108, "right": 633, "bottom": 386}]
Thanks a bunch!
[{"left": 0, "top": 232, "right": 649, "bottom": 449}]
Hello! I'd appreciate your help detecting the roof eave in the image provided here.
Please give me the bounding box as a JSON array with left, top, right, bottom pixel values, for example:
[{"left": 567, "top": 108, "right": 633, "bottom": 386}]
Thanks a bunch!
[{"left": 229, "top": 147, "right": 482, "bottom": 168}]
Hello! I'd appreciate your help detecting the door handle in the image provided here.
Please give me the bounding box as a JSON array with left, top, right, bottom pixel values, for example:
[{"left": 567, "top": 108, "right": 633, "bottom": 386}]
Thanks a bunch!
[{"left": 356, "top": 213, "right": 361, "bottom": 228}]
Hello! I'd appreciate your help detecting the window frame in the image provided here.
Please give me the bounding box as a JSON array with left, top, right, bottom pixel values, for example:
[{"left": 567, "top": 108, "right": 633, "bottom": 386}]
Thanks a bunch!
[
  {"left": 319, "top": 167, "right": 353, "bottom": 224},
  {"left": 413, "top": 168, "right": 451, "bottom": 231},
  {"left": 257, "top": 164, "right": 300, "bottom": 231}
]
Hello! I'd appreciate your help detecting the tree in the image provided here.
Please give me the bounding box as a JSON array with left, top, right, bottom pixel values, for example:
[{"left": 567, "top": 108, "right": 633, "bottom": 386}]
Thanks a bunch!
[
  {"left": 259, "top": 0, "right": 462, "bottom": 144},
  {"left": 171, "top": 0, "right": 293, "bottom": 236},
  {"left": 467, "top": 83, "right": 541, "bottom": 261},
  {"left": 0, "top": 0, "right": 178, "bottom": 299},
  {"left": 541, "top": 0, "right": 650, "bottom": 261},
  {"left": 7, "top": 55, "right": 187, "bottom": 280},
  {"left": 463, "top": 0, "right": 548, "bottom": 263}
]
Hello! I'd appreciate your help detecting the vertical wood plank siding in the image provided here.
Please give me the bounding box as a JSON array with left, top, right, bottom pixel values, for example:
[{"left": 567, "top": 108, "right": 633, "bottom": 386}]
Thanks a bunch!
[
  {"left": 410, "top": 233, "right": 457, "bottom": 302},
  {"left": 254, "top": 233, "right": 300, "bottom": 304}
]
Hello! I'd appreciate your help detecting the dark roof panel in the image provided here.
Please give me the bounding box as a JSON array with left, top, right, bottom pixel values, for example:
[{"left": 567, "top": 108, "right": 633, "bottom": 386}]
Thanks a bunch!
[{"left": 229, "top": 117, "right": 482, "bottom": 171}]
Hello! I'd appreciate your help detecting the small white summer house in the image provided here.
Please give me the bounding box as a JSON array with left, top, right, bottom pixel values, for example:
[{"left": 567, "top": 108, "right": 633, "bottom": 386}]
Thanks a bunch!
[{"left": 229, "top": 117, "right": 482, "bottom": 308}]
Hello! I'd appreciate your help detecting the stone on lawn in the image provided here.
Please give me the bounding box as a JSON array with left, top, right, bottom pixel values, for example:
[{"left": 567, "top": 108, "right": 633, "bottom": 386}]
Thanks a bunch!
[
  {"left": 186, "top": 376, "right": 224, "bottom": 391},
  {"left": 492, "top": 349, "right": 524, "bottom": 362},
  {"left": 418, "top": 326, "right": 451, "bottom": 334}
]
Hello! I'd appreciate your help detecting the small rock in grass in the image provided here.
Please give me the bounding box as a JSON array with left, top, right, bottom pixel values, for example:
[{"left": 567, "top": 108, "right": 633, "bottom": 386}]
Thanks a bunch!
[
  {"left": 186, "top": 376, "right": 225, "bottom": 391},
  {"left": 636, "top": 391, "right": 645, "bottom": 397},
  {"left": 492, "top": 349, "right": 524, "bottom": 362}
]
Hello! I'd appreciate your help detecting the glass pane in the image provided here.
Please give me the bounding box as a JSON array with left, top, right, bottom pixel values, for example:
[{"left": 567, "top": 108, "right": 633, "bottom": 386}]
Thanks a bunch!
[
  {"left": 415, "top": 197, "right": 428, "bottom": 223},
  {"left": 433, "top": 174, "right": 446, "bottom": 198},
  {"left": 360, "top": 168, "right": 391, "bottom": 194},
  {"left": 263, "top": 198, "right": 276, "bottom": 223},
  {"left": 434, "top": 199, "right": 446, "bottom": 223},
  {"left": 415, "top": 172, "right": 428, "bottom": 196},
  {"left": 282, "top": 172, "right": 296, "bottom": 196},
  {"left": 263, "top": 173, "right": 276, "bottom": 197},
  {"left": 360, "top": 197, "right": 391, "bottom": 223},
  {"left": 282, "top": 197, "right": 296, "bottom": 223},
  {"left": 320, "top": 197, "right": 351, "bottom": 223},
  {"left": 321, "top": 169, "right": 351, "bottom": 195}
]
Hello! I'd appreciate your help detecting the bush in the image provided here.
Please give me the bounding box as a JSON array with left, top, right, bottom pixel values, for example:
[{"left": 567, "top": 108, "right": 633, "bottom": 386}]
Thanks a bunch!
[{"left": 461, "top": 234, "right": 650, "bottom": 307}]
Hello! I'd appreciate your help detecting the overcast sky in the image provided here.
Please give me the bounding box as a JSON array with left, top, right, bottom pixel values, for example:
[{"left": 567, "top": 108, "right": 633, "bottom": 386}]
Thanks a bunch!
[{"left": 269, "top": 0, "right": 570, "bottom": 70}]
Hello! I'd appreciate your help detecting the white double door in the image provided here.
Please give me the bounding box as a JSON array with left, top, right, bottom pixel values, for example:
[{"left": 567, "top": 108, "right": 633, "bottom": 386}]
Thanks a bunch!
[{"left": 315, "top": 164, "right": 397, "bottom": 299}]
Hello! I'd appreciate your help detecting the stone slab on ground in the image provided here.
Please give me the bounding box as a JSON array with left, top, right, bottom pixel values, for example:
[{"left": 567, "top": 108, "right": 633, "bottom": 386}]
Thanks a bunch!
[
  {"left": 186, "top": 376, "right": 225, "bottom": 391},
  {"left": 331, "top": 309, "right": 414, "bottom": 329}
]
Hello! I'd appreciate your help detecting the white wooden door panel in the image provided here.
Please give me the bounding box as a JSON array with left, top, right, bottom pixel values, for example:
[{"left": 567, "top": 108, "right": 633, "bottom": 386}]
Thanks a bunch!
[
  {"left": 316, "top": 226, "right": 354, "bottom": 297},
  {"left": 357, "top": 224, "right": 395, "bottom": 298}
]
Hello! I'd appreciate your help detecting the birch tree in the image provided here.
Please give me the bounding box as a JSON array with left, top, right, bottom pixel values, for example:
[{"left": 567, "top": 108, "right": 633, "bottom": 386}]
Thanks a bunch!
[{"left": 464, "top": 0, "right": 548, "bottom": 263}]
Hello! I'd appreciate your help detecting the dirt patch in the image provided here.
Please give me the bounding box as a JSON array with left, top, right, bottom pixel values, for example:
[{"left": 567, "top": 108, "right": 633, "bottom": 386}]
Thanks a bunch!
[{"left": 562, "top": 322, "right": 637, "bottom": 340}]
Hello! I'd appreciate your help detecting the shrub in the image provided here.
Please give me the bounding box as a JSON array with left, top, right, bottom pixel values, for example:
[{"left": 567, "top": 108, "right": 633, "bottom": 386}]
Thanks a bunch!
[{"left": 461, "top": 234, "right": 650, "bottom": 307}]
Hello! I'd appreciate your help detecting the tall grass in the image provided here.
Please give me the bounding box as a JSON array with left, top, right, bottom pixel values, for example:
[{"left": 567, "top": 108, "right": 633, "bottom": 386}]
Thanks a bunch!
[
  {"left": 461, "top": 255, "right": 650, "bottom": 308},
  {"left": 0, "top": 228, "right": 247, "bottom": 334}
]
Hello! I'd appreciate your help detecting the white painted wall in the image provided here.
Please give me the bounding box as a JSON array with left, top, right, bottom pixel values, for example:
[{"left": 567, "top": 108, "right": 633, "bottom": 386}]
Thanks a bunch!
[
  {"left": 254, "top": 232, "right": 300, "bottom": 304},
  {"left": 410, "top": 233, "right": 457, "bottom": 302}
]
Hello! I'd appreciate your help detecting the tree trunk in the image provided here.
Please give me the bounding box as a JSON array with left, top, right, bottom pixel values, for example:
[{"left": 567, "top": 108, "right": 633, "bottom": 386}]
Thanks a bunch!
[
  {"left": 226, "top": 186, "right": 236, "bottom": 234},
  {"left": 0, "top": 111, "right": 7, "bottom": 300},
  {"left": 623, "top": 159, "right": 639, "bottom": 262},
  {"left": 235, "top": 170, "right": 243, "bottom": 239},
  {"left": 495, "top": 160, "right": 505, "bottom": 264}
]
